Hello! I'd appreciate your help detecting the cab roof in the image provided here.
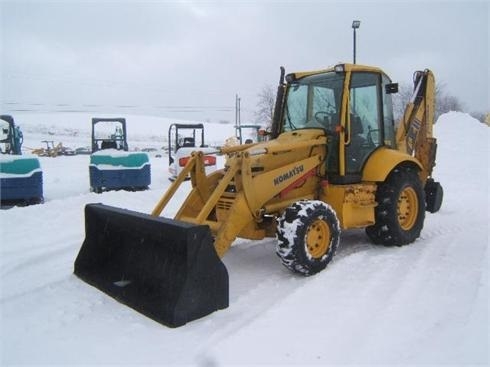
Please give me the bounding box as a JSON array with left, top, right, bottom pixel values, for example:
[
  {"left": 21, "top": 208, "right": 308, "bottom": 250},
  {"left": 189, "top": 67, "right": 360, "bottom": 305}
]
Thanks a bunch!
[{"left": 287, "top": 63, "right": 387, "bottom": 82}]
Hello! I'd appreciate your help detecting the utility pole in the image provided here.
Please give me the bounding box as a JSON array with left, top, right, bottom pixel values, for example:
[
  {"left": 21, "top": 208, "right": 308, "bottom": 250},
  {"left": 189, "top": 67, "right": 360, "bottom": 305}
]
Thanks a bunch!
[
  {"left": 235, "top": 94, "right": 241, "bottom": 126},
  {"left": 235, "top": 94, "right": 241, "bottom": 141}
]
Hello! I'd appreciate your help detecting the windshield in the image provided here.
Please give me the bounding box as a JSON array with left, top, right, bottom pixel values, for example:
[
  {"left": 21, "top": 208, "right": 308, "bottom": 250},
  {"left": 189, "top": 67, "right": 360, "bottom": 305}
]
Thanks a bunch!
[{"left": 282, "top": 71, "right": 344, "bottom": 132}]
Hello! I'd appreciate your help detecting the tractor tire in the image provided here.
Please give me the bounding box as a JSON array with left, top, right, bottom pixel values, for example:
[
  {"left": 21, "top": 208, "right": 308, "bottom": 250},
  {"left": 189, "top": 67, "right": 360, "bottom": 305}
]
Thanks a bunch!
[
  {"left": 366, "top": 167, "right": 425, "bottom": 246},
  {"left": 425, "top": 178, "right": 444, "bottom": 213},
  {"left": 276, "top": 200, "right": 341, "bottom": 276}
]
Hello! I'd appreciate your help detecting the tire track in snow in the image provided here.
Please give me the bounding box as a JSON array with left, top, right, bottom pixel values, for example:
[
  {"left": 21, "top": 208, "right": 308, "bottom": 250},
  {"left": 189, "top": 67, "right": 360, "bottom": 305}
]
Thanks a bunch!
[
  {"left": 201, "top": 233, "right": 434, "bottom": 364},
  {"left": 0, "top": 232, "right": 79, "bottom": 277},
  {"left": 194, "top": 237, "right": 311, "bottom": 352},
  {"left": 336, "top": 213, "right": 488, "bottom": 363},
  {"left": 1, "top": 200, "right": 84, "bottom": 302},
  {"left": 203, "top": 222, "right": 487, "bottom": 365},
  {"left": 0, "top": 238, "right": 80, "bottom": 302},
  {"left": 199, "top": 230, "right": 422, "bottom": 360}
]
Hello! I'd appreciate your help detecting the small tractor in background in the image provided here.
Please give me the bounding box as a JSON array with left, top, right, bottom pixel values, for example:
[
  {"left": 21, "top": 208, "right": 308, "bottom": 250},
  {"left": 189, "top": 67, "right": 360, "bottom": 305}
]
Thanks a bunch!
[
  {"left": 31, "top": 141, "right": 61, "bottom": 157},
  {"left": 235, "top": 124, "right": 268, "bottom": 145},
  {"left": 89, "top": 117, "right": 151, "bottom": 193},
  {"left": 167, "top": 123, "right": 216, "bottom": 181},
  {"left": 0, "top": 115, "right": 43, "bottom": 206},
  {"left": 75, "top": 63, "right": 444, "bottom": 327},
  {"left": 31, "top": 140, "right": 75, "bottom": 157}
]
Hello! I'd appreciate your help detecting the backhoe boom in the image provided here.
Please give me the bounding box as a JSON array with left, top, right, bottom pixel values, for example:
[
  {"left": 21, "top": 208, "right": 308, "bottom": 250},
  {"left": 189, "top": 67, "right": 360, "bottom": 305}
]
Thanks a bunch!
[{"left": 396, "top": 69, "right": 437, "bottom": 180}]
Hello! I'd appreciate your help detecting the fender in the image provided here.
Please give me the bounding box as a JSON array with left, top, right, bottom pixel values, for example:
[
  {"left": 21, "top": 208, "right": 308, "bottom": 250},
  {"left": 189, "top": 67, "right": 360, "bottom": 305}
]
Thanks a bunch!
[{"left": 362, "top": 147, "right": 422, "bottom": 182}]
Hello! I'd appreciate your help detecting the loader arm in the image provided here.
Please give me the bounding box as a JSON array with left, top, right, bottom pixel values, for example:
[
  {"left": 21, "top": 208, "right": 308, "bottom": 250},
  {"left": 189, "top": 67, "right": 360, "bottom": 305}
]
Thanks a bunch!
[
  {"left": 395, "top": 69, "right": 437, "bottom": 181},
  {"left": 153, "top": 131, "right": 327, "bottom": 258}
]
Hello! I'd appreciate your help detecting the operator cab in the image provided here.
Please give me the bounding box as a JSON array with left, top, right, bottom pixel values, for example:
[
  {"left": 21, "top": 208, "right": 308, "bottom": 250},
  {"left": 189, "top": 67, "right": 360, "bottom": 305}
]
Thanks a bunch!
[
  {"left": 91, "top": 118, "right": 129, "bottom": 153},
  {"left": 281, "top": 64, "right": 398, "bottom": 184}
]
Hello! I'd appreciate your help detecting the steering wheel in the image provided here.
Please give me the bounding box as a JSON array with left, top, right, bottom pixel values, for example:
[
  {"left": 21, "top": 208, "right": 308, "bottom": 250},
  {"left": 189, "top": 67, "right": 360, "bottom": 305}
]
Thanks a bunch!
[{"left": 314, "top": 111, "right": 334, "bottom": 124}]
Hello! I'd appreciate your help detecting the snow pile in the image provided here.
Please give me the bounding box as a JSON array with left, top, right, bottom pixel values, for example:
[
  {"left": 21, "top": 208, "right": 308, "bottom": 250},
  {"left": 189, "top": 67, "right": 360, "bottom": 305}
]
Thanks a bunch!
[
  {"left": 0, "top": 153, "right": 40, "bottom": 162},
  {"left": 0, "top": 112, "right": 488, "bottom": 366}
]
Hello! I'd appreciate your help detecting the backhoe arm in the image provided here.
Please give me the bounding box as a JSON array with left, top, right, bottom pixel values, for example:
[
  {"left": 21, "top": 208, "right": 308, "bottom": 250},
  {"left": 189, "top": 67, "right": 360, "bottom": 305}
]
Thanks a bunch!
[{"left": 395, "top": 69, "right": 437, "bottom": 181}]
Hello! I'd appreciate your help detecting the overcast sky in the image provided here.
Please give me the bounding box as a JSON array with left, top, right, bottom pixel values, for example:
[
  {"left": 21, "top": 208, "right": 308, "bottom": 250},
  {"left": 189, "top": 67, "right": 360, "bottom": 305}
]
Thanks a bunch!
[{"left": 1, "top": 0, "right": 488, "bottom": 123}]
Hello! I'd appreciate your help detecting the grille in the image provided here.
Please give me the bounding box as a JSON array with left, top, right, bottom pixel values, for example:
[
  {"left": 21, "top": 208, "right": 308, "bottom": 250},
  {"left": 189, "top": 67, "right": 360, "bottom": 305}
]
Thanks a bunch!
[{"left": 217, "top": 198, "right": 233, "bottom": 211}]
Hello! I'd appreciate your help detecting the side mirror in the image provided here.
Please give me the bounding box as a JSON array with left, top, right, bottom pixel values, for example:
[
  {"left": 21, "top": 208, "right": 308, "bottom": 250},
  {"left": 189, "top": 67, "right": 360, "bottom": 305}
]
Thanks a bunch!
[{"left": 385, "top": 83, "right": 399, "bottom": 94}]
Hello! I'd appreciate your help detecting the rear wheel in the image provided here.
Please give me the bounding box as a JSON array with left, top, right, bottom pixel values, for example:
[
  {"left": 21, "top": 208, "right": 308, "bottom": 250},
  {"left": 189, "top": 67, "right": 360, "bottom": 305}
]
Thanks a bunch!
[
  {"left": 366, "top": 167, "right": 425, "bottom": 246},
  {"left": 276, "top": 200, "right": 341, "bottom": 276},
  {"left": 425, "top": 178, "right": 444, "bottom": 213}
]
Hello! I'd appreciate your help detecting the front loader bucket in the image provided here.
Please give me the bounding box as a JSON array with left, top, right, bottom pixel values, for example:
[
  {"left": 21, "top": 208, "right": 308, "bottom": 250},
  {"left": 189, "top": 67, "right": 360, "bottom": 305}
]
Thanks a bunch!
[{"left": 74, "top": 203, "right": 229, "bottom": 327}]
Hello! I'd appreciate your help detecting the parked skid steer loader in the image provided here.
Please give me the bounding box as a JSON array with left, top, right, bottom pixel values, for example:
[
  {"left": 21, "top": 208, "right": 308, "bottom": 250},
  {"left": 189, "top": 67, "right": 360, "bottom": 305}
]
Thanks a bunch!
[
  {"left": 1, "top": 115, "right": 44, "bottom": 206},
  {"left": 167, "top": 123, "right": 216, "bottom": 181},
  {"left": 74, "top": 63, "right": 443, "bottom": 327},
  {"left": 89, "top": 117, "right": 151, "bottom": 193}
]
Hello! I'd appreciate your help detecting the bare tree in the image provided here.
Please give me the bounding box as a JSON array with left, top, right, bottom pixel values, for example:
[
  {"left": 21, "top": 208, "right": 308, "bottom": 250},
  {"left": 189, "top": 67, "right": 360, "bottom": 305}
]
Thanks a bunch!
[
  {"left": 469, "top": 111, "right": 487, "bottom": 124},
  {"left": 392, "top": 83, "right": 413, "bottom": 122},
  {"left": 436, "top": 93, "right": 464, "bottom": 118},
  {"left": 255, "top": 84, "right": 275, "bottom": 127}
]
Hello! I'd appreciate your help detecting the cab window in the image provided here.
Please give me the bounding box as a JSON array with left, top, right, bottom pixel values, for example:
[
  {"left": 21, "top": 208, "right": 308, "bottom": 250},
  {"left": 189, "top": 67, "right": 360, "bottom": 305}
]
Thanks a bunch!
[
  {"left": 283, "top": 72, "right": 344, "bottom": 132},
  {"left": 345, "top": 72, "right": 382, "bottom": 175},
  {"left": 382, "top": 74, "right": 396, "bottom": 148}
]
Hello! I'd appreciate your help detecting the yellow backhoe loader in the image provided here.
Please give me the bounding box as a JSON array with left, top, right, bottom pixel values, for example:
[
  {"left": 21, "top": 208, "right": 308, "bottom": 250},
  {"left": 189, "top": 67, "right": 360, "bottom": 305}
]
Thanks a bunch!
[{"left": 74, "top": 63, "right": 443, "bottom": 327}]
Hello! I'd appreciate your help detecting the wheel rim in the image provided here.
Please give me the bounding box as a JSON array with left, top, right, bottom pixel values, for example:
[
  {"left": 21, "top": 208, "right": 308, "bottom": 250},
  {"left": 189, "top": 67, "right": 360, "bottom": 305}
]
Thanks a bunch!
[
  {"left": 397, "top": 186, "right": 418, "bottom": 230},
  {"left": 305, "top": 218, "right": 330, "bottom": 259}
]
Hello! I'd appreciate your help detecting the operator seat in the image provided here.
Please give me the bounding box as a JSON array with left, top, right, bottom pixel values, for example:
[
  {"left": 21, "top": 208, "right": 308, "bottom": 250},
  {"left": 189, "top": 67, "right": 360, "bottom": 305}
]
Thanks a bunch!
[
  {"left": 101, "top": 140, "right": 117, "bottom": 150},
  {"left": 182, "top": 137, "right": 195, "bottom": 147}
]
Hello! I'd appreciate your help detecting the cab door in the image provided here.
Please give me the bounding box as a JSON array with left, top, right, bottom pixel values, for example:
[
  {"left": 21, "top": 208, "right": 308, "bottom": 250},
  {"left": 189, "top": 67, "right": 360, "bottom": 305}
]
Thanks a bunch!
[{"left": 343, "top": 72, "right": 385, "bottom": 182}]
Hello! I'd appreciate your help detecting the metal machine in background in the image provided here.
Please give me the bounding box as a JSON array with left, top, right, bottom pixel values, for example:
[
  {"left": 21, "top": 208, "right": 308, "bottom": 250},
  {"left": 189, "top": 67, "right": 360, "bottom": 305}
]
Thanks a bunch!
[
  {"left": 167, "top": 123, "right": 216, "bottom": 181},
  {"left": 89, "top": 117, "right": 151, "bottom": 193},
  {"left": 0, "top": 115, "right": 43, "bottom": 206},
  {"left": 235, "top": 124, "right": 268, "bottom": 145}
]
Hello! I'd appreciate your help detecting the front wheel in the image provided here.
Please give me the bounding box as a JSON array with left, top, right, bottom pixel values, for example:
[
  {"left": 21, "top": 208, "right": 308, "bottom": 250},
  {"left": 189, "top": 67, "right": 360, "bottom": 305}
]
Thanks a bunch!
[
  {"left": 366, "top": 167, "right": 425, "bottom": 246},
  {"left": 276, "top": 200, "right": 341, "bottom": 276}
]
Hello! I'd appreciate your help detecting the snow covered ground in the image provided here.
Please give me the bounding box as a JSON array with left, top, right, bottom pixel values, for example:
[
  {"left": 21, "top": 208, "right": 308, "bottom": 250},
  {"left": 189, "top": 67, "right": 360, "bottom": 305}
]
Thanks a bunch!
[{"left": 0, "top": 112, "right": 488, "bottom": 366}]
